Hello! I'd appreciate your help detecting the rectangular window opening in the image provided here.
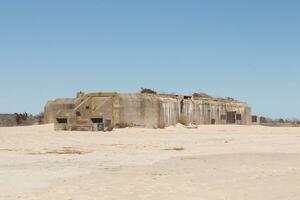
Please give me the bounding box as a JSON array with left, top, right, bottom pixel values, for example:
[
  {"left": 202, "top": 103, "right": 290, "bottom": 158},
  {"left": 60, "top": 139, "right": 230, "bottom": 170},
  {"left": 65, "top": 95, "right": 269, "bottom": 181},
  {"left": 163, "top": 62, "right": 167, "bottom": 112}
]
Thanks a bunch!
[
  {"left": 91, "top": 118, "right": 103, "bottom": 123},
  {"left": 226, "top": 112, "right": 236, "bottom": 124},
  {"left": 221, "top": 115, "right": 226, "bottom": 120},
  {"left": 56, "top": 118, "right": 68, "bottom": 124},
  {"left": 236, "top": 114, "right": 242, "bottom": 121},
  {"left": 211, "top": 119, "right": 216, "bottom": 124},
  {"left": 252, "top": 116, "right": 258, "bottom": 123}
]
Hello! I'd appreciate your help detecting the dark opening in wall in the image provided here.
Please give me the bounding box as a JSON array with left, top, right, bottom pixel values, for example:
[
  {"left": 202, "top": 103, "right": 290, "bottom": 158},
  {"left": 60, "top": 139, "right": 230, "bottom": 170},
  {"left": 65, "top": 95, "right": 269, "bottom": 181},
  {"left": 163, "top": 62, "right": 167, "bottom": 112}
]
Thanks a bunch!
[
  {"left": 252, "top": 116, "right": 258, "bottom": 123},
  {"left": 56, "top": 118, "right": 67, "bottom": 124},
  {"left": 91, "top": 118, "right": 103, "bottom": 123},
  {"left": 236, "top": 114, "right": 242, "bottom": 121},
  {"left": 180, "top": 100, "right": 184, "bottom": 113},
  {"left": 221, "top": 115, "right": 226, "bottom": 120},
  {"left": 86, "top": 106, "right": 90, "bottom": 110},
  {"left": 211, "top": 119, "right": 216, "bottom": 124},
  {"left": 227, "top": 112, "right": 236, "bottom": 124},
  {"left": 76, "top": 111, "right": 81, "bottom": 117}
]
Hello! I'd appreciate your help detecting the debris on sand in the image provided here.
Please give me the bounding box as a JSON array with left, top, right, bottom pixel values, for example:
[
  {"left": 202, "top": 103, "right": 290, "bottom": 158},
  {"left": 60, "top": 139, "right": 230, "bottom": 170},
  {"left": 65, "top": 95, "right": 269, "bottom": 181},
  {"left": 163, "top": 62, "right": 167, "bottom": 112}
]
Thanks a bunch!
[
  {"left": 185, "top": 124, "right": 198, "bottom": 129},
  {"left": 164, "top": 147, "right": 185, "bottom": 151},
  {"left": 28, "top": 147, "right": 91, "bottom": 155}
]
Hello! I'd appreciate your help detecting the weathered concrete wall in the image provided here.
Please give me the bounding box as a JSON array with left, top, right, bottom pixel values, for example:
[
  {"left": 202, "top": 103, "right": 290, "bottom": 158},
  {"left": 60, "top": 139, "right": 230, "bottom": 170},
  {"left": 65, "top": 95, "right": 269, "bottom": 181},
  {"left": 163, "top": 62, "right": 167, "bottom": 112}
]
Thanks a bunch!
[
  {"left": 181, "top": 99, "right": 251, "bottom": 125},
  {"left": 44, "top": 98, "right": 75, "bottom": 123},
  {"left": 118, "top": 94, "right": 160, "bottom": 128},
  {"left": 45, "top": 92, "right": 252, "bottom": 131},
  {"left": 117, "top": 94, "right": 182, "bottom": 128},
  {"left": 159, "top": 97, "right": 181, "bottom": 128},
  {"left": 74, "top": 96, "right": 114, "bottom": 131}
]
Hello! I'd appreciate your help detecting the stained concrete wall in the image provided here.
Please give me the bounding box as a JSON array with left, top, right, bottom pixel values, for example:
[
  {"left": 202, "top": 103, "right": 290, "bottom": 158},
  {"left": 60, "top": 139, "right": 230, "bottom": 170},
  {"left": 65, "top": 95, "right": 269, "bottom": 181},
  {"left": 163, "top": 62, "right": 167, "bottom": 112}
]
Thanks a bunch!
[
  {"left": 159, "top": 97, "right": 181, "bottom": 128},
  {"left": 116, "top": 94, "right": 183, "bottom": 128},
  {"left": 45, "top": 92, "right": 252, "bottom": 131},
  {"left": 44, "top": 98, "right": 75, "bottom": 123},
  {"left": 118, "top": 94, "right": 160, "bottom": 128},
  {"left": 181, "top": 99, "right": 251, "bottom": 125}
]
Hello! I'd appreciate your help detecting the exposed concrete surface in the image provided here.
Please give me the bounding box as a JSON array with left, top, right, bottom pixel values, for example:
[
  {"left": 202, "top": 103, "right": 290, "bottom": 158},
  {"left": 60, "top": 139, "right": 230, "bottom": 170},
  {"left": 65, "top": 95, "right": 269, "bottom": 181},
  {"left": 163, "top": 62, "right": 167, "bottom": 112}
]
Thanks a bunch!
[{"left": 45, "top": 92, "right": 252, "bottom": 131}]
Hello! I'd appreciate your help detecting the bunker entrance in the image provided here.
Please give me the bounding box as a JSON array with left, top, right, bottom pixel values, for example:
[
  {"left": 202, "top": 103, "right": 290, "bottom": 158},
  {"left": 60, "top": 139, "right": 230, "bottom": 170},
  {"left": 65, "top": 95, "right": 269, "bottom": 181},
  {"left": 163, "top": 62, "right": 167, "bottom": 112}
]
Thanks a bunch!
[
  {"left": 252, "top": 116, "right": 258, "bottom": 123},
  {"left": 236, "top": 114, "right": 242, "bottom": 121},
  {"left": 180, "top": 100, "right": 184, "bottom": 113},
  {"left": 226, "top": 112, "right": 236, "bottom": 124},
  {"left": 211, "top": 119, "right": 216, "bottom": 124},
  {"left": 56, "top": 118, "right": 67, "bottom": 124},
  {"left": 91, "top": 118, "right": 104, "bottom": 131}
]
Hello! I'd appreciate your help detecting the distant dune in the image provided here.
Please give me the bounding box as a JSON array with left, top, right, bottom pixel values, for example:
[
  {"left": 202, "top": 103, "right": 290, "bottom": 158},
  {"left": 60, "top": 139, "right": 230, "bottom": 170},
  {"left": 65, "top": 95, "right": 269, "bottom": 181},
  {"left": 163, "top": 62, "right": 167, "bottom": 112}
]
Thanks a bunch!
[{"left": 1, "top": 124, "right": 300, "bottom": 200}]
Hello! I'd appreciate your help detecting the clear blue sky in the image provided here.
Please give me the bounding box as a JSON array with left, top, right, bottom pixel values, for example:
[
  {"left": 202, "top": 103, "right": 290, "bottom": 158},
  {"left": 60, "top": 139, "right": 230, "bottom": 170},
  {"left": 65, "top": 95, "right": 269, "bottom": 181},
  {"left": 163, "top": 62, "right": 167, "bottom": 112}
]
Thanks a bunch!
[{"left": 0, "top": 0, "right": 299, "bottom": 119}]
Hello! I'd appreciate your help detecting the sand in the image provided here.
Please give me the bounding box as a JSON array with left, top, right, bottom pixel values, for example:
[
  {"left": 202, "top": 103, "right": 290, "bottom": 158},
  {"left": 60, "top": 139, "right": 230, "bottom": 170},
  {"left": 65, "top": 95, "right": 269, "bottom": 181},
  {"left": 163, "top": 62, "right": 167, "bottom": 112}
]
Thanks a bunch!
[{"left": 1, "top": 124, "right": 300, "bottom": 200}]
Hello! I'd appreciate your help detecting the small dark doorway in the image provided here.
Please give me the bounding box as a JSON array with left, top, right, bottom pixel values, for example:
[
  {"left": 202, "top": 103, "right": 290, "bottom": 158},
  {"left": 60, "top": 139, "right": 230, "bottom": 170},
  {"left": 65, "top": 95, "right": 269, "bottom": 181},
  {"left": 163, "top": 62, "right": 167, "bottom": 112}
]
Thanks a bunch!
[
  {"left": 91, "top": 118, "right": 104, "bottom": 131},
  {"left": 180, "top": 100, "right": 184, "bottom": 113},
  {"left": 56, "top": 118, "right": 67, "bottom": 124},
  {"left": 91, "top": 118, "right": 103, "bottom": 123},
  {"left": 236, "top": 114, "right": 242, "bottom": 121},
  {"left": 211, "top": 119, "right": 216, "bottom": 124},
  {"left": 252, "top": 116, "right": 258, "bottom": 123},
  {"left": 226, "top": 112, "right": 236, "bottom": 124}
]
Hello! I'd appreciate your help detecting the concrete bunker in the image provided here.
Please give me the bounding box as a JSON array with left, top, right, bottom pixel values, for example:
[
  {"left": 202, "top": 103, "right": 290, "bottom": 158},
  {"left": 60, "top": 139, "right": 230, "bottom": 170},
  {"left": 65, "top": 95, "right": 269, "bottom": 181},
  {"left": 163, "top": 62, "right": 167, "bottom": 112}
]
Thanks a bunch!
[{"left": 44, "top": 91, "right": 252, "bottom": 131}]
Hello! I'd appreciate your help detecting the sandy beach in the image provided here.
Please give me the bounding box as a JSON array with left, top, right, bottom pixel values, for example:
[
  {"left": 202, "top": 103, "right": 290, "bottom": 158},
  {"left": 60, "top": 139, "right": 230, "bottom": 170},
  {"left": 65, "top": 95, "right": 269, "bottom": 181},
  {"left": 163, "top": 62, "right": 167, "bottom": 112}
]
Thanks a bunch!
[{"left": 1, "top": 124, "right": 300, "bottom": 200}]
